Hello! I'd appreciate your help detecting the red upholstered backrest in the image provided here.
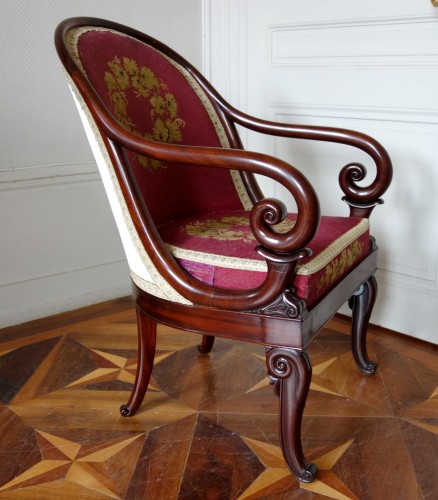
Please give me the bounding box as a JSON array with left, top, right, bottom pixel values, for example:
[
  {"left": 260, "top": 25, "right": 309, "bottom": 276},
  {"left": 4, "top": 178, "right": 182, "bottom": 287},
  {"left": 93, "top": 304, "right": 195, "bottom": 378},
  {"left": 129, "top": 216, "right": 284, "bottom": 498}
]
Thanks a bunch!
[{"left": 75, "top": 29, "right": 247, "bottom": 225}]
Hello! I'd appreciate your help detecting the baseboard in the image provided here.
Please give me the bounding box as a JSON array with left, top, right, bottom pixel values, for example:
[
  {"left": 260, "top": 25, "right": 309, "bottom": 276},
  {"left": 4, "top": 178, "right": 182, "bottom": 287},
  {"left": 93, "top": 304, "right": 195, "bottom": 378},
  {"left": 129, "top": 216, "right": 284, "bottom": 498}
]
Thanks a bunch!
[{"left": 0, "top": 261, "right": 131, "bottom": 328}]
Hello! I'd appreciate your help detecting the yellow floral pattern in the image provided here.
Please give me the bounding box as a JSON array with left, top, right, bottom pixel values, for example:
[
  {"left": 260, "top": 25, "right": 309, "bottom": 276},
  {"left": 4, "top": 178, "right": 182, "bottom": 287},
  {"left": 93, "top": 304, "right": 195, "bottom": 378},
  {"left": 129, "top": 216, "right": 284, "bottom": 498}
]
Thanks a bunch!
[
  {"left": 182, "top": 216, "right": 295, "bottom": 244},
  {"left": 104, "top": 56, "right": 185, "bottom": 171},
  {"left": 316, "top": 240, "right": 364, "bottom": 291}
]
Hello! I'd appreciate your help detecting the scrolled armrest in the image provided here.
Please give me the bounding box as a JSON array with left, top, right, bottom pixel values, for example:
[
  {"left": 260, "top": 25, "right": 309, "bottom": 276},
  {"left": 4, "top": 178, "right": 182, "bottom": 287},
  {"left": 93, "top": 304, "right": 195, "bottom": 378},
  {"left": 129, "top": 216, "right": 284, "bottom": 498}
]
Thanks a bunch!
[
  {"left": 71, "top": 72, "right": 321, "bottom": 311},
  {"left": 74, "top": 70, "right": 320, "bottom": 254},
  {"left": 211, "top": 102, "right": 393, "bottom": 218},
  {"left": 250, "top": 197, "right": 317, "bottom": 255}
]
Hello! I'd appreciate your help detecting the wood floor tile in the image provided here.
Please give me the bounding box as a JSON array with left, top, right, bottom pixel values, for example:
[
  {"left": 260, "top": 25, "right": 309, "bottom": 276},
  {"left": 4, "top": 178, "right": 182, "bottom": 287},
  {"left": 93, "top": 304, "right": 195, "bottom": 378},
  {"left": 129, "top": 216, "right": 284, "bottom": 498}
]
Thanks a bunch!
[
  {"left": 372, "top": 343, "right": 438, "bottom": 418},
  {"left": 306, "top": 349, "right": 394, "bottom": 417},
  {"left": 0, "top": 407, "right": 41, "bottom": 488},
  {"left": 0, "top": 337, "right": 60, "bottom": 404},
  {"left": 0, "top": 299, "right": 437, "bottom": 498},
  {"left": 398, "top": 418, "right": 438, "bottom": 498},
  {"left": 125, "top": 414, "right": 196, "bottom": 499},
  {"left": 179, "top": 414, "right": 265, "bottom": 499}
]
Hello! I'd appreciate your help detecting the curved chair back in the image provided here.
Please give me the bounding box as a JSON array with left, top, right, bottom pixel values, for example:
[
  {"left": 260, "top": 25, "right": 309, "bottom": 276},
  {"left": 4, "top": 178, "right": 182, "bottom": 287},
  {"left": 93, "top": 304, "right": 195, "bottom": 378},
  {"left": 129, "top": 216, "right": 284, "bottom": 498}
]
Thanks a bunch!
[
  {"left": 60, "top": 19, "right": 253, "bottom": 223},
  {"left": 55, "top": 18, "right": 393, "bottom": 487},
  {"left": 56, "top": 18, "right": 255, "bottom": 302}
]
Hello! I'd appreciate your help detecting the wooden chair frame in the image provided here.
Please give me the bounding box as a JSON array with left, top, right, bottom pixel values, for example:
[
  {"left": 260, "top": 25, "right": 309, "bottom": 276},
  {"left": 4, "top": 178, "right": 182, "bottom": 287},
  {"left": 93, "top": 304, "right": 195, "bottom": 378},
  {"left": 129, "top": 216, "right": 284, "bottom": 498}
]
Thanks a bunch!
[{"left": 55, "top": 17, "right": 392, "bottom": 483}]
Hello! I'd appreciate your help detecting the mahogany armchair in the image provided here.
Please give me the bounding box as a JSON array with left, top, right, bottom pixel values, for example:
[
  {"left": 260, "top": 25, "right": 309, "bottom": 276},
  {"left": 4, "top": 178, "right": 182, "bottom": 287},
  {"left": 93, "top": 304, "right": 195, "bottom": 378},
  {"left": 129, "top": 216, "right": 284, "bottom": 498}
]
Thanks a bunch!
[{"left": 55, "top": 17, "right": 392, "bottom": 483}]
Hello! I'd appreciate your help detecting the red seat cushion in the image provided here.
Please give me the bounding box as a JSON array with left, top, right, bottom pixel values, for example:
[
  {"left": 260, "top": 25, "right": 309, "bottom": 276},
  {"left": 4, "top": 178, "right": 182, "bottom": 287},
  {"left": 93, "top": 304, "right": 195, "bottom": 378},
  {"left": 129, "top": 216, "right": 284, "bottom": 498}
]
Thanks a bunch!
[{"left": 158, "top": 211, "right": 370, "bottom": 309}]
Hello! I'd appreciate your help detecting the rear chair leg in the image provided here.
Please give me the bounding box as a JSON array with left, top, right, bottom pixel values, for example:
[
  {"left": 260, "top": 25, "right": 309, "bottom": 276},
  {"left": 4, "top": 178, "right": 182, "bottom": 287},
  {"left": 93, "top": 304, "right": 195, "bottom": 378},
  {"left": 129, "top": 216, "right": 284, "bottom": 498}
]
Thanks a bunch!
[
  {"left": 198, "top": 334, "right": 215, "bottom": 354},
  {"left": 349, "top": 275, "right": 378, "bottom": 374},
  {"left": 266, "top": 347, "right": 317, "bottom": 483},
  {"left": 120, "top": 307, "right": 157, "bottom": 416}
]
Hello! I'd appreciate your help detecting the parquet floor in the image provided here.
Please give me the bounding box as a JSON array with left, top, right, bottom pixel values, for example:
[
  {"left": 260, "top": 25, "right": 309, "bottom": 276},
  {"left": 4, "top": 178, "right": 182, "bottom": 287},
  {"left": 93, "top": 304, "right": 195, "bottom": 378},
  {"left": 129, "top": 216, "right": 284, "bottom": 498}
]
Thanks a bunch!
[{"left": 0, "top": 297, "right": 437, "bottom": 499}]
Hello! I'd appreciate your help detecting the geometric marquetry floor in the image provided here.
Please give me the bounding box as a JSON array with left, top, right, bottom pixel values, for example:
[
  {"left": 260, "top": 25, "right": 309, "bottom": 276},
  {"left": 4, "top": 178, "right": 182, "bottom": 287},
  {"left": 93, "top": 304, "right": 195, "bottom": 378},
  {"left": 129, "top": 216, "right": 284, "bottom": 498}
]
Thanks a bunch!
[{"left": 0, "top": 297, "right": 437, "bottom": 499}]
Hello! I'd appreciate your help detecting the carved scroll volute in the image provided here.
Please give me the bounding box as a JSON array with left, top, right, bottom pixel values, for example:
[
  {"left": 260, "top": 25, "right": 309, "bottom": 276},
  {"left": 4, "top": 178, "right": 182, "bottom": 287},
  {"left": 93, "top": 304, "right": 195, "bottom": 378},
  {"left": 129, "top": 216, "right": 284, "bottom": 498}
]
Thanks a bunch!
[
  {"left": 266, "top": 347, "right": 293, "bottom": 377},
  {"left": 265, "top": 347, "right": 312, "bottom": 399},
  {"left": 250, "top": 195, "right": 319, "bottom": 254},
  {"left": 338, "top": 132, "right": 392, "bottom": 218}
]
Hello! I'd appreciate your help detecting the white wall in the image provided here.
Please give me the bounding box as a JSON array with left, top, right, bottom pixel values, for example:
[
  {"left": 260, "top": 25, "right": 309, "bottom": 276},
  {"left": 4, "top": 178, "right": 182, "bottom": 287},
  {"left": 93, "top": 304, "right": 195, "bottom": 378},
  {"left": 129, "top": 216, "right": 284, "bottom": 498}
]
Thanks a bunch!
[
  {"left": 204, "top": 0, "right": 438, "bottom": 344},
  {"left": 0, "top": 1, "right": 202, "bottom": 327},
  {"left": 3, "top": 0, "right": 438, "bottom": 345}
]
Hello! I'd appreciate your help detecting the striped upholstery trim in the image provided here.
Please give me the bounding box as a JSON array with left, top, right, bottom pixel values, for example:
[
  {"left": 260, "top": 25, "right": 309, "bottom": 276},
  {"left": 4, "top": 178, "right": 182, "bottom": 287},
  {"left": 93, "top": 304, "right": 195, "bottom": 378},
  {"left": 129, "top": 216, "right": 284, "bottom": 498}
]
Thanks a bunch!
[{"left": 166, "top": 218, "right": 370, "bottom": 276}]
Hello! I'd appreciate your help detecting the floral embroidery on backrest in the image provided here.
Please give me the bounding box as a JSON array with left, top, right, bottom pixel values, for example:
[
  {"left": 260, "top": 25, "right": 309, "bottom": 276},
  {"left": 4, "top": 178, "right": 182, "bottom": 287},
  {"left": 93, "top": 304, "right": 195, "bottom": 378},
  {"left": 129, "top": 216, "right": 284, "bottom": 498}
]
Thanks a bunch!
[{"left": 104, "top": 56, "right": 184, "bottom": 171}]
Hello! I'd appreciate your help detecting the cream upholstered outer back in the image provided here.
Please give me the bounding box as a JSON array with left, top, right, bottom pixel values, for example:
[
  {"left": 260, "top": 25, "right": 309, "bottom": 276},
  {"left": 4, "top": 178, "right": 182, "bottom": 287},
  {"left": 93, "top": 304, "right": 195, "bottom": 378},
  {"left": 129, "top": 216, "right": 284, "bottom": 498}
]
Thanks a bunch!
[
  {"left": 64, "top": 25, "right": 254, "bottom": 304},
  {"left": 70, "top": 90, "right": 183, "bottom": 302}
]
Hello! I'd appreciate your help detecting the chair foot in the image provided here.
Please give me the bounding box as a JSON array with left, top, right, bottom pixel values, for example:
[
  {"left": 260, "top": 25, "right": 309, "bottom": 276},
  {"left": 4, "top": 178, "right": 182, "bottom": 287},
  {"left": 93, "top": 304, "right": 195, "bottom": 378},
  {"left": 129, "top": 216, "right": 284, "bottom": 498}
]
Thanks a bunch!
[
  {"left": 197, "top": 334, "right": 215, "bottom": 354},
  {"left": 120, "top": 308, "right": 157, "bottom": 417},
  {"left": 297, "top": 462, "right": 318, "bottom": 483},
  {"left": 266, "top": 348, "right": 317, "bottom": 483},
  {"left": 120, "top": 403, "right": 135, "bottom": 417},
  {"left": 350, "top": 275, "right": 378, "bottom": 374}
]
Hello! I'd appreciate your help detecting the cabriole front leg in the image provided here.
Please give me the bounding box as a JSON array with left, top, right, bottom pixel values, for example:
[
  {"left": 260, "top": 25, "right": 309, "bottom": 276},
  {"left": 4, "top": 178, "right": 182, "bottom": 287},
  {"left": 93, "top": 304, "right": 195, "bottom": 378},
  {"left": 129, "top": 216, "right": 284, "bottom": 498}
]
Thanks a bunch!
[
  {"left": 349, "top": 275, "right": 378, "bottom": 374},
  {"left": 266, "top": 347, "right": 317, "bottom": 483}
]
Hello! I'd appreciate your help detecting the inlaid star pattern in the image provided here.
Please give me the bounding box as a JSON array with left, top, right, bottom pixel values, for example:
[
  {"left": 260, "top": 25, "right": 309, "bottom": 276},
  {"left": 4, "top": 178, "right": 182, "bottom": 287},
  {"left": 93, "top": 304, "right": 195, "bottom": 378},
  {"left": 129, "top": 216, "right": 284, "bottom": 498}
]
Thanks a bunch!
[
  {"left": 402, "top": 417, "right": 438, "bottom": 436},
  {"left": 1, "top": 305, "right": 437, "bottom": 498},
  {"left": 238, "top": 437, "right": 358, "bottom": 499},
  {"left": 65, "top": 349, "right": 175, "bottom": 391},
  {"left": 0, "top": 430, "right": 145, "bottom": 497},
  {"left": 406, "top": 385, "right": 438, "bottom": 414}
]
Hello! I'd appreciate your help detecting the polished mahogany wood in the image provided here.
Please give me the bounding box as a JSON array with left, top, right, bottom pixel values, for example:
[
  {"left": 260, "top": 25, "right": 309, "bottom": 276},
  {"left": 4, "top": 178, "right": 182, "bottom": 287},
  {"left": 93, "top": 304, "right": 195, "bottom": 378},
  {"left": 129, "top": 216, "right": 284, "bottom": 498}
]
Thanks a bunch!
[
  {"left": 129, "top": 249, "right": 379, "bottom": 482},
  {"left": 266, "top": 348, "right": 317, "bottom": 482},
  {"left": 132, "top": 249, "right": 379, "bottom": 350},
  {"left": 55, "top": 17, "right": 392, "bottom": 311},
  {"left": 198, "top": 335, "right": 215, "bottom": 355},
  {"left": 350, "top": 275, "right": 379, "bottom": 374},
  {"left": 120, "top": 309, "right": 157, "bottom": 417},
  {"left": 55, "top": 17, "right": 393, "bottom": 484}
]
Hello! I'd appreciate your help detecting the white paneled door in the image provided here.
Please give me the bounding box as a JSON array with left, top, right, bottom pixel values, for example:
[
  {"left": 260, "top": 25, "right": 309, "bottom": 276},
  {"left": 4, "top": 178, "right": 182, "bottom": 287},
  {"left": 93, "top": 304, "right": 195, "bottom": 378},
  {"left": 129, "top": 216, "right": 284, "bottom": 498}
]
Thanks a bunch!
[{"left": 204, "top": 0, "right": 438, "bottom": 343}]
